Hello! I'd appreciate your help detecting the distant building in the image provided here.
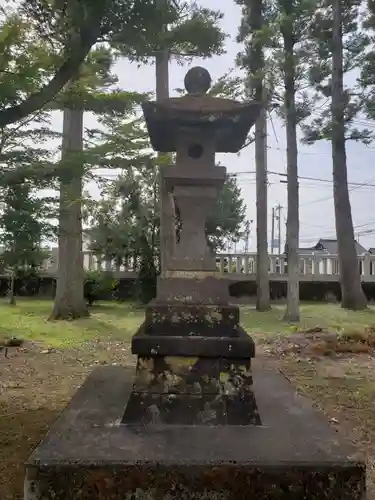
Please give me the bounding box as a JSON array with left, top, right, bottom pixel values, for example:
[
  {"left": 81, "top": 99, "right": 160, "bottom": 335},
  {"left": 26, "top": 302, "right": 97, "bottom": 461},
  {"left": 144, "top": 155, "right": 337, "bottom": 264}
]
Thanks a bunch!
[
  {"left": 283, "top": 238, "right": 367, "bottom": 275},
  {"left": 294, "top": 238, "right": 367, "bottom": 256},
  {"left": 82, "top": 229, "right": 94, "bottom": 251}
]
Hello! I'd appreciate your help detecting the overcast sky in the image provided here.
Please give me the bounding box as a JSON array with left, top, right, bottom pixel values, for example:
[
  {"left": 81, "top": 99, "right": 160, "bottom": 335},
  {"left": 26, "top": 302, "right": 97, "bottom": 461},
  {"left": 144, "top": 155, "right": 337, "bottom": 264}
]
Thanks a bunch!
[{"left": 47, "top": 0, "right": 375, "bottom": 252}]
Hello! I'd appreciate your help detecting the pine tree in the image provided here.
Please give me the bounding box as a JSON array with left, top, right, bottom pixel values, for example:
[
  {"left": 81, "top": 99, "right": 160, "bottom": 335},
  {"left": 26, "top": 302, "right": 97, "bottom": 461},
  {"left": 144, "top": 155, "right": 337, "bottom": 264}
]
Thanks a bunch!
[
  {"left": 0, "top": 15, "right": 59, "bottom": 305},
  {"left": 236, "top": 0, "right": 271, "bottom": 312},
  {"left": 1, "top": 0, "right": 180, "bottom": 126},
  {"left": 302, "top": 0, "right": 369, "bottom": 310},
  {"left": 49, "top": 47, "right": 142, "bottom": 320},
  {"left": 239, "top": 0, "right": 318, "bottom": 321}
]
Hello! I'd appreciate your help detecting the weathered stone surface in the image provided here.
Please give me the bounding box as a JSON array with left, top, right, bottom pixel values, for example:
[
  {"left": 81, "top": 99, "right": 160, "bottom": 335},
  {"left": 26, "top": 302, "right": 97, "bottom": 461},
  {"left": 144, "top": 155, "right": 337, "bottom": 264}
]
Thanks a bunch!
[
  {"left": 144, "top": 303, "right": 240, "bottom": 337},
  {"left": 165, "top": 271, "right": 221, "bottom": 279},
  {"left": 131, "top": 324, "right": 255, "bottom": 358},
  {"left": 122, "top": 393, "right": 228, "bottom": 425},
  {"left": 142, "top": 67, "right": 260, "bottom": 155},
  {"left": 162, "top": 165, "right": 226, "bottom": 189},
  {"left": 184, "top": 66, "right": 212, "bottom": 94},
  {"left": 131, "top": 356, "right": 221, "bottom": 394},
  {"left": 142, "top": 98, "right": 261, "bottom": 154},
  {"left": 122, "top": 355, "right": 260, "bottom": 425},
  {"left": 173, "top": 185, "right": 218, "bottom": 271},
  {"left": 25, "top": 465, "right": 365, "bottom": 500},
  {"left": 156, "top": 277, "right": 230, "bottom": 305},
  {"left": 25, "top": 366, "right": 366, "bottom": 500}
]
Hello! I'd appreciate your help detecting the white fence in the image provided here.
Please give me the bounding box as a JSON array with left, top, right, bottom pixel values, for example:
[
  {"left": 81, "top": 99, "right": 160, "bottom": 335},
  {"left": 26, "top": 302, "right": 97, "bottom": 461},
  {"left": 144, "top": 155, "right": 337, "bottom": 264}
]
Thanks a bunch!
[
  {"left": 216, "top": 252, "right": 375, "bottom": 282},
  {"left": 38, "top": 249, "right": 375, "bottom": 282}
]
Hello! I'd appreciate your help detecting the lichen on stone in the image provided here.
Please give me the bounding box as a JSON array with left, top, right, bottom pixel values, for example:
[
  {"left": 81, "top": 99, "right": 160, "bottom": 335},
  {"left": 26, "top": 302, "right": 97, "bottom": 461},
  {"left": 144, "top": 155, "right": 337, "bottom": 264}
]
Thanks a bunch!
[{"left": 123, "top": 487, "right": 230, "bottom": 500}]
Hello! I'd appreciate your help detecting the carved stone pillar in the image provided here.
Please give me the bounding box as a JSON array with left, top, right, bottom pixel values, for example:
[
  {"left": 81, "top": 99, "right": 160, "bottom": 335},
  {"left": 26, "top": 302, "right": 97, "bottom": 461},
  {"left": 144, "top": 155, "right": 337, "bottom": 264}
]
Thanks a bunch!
[{"left": 172, "top": 185, "right": 217, "bottom": 270}]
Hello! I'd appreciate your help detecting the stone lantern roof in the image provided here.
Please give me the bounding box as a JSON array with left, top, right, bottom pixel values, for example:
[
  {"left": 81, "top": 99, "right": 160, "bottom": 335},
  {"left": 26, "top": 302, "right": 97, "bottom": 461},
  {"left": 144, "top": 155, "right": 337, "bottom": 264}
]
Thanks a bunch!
[{"left": 142, "top": 66, "right": 260, "bottom": 153}]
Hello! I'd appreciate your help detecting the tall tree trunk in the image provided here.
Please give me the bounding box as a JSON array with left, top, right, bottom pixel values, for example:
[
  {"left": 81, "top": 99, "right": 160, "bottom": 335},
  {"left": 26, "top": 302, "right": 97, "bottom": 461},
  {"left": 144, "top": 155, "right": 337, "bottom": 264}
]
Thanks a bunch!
[
  {"left": 156, "top": 0, "right": 175, "bottom": 277},
  {"left": 283, "top": 19, "right": 300, "bottom": 322},
  {"left": 49, "top": 108, "right": 88, "bottom": 320},
  {"left": 331, "top": 0, "right": 366, "bottom": 310},
  {"left": 255, "top": 107, "right": 271, "bottom": 310},
  {"left": 250, "top": 0, "right": 270, "bottom": 311},
  {"left": 156, "top": 50, "right": 175, "bottom": 277},
  {"left": 8, "top": 269, "right": 15, "bottom": 306}
]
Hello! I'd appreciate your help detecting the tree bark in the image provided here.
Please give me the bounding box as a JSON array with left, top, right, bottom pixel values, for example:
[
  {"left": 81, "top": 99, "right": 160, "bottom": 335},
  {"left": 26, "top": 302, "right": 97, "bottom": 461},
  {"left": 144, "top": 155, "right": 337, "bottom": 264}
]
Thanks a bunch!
[
  {"left": 49, "top": 107, "right": 88, "bottom": 320},
  {"left": 283, "top": 19, "right": 300, "bottom": 322},
  {"left": 9, "top": 270, "right": 16, "bottom": 306},
  {"left": 156, "top": 49, "right": 175, "bottom": 277},
  {"left": 250, "top": 0, "right": 270, "bottom": 311},
  {"left": 255, "top": 107, "right": 271, "bottom": 310},
  {"left": 331, "top": 0, "right": 366, "bottom": 310}
]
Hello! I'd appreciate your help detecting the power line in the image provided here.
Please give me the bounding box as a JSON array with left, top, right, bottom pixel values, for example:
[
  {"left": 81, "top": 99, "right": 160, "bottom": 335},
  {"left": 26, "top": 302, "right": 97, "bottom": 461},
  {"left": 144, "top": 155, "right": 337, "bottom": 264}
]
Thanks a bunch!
[
  {"left": 300, "top": 220, "right": 375, "bottom": 234},
  {"left": 92, "top": 168, "right": 375, "bottom": 196},
  {"left": 267, "top": 145, "right": 329, "bottom": 156},
  {"left": 297, "top": 224, "right": 375, "bottom": 243},
  {"left": 274, "top": 172, "right": 375, "bottom": 187},
  {"left": 231, "top": 170, "right": 375, "bottom": 188},
  {"left": 299, "top": 175, "right": 375, "bottom": 206},
  {"left": 91, "top": 166, "right": 375, "bottom": 204}
]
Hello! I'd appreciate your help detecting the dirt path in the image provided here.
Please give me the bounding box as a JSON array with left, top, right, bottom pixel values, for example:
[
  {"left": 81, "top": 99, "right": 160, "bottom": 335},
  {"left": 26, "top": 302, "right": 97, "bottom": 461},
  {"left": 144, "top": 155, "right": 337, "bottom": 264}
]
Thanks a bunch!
[
  {"left": 1, "top": 343, "right": 374, "bottom": 499},
  {"left": 0, "top": 340, "right": 135, "bottom": 500}
]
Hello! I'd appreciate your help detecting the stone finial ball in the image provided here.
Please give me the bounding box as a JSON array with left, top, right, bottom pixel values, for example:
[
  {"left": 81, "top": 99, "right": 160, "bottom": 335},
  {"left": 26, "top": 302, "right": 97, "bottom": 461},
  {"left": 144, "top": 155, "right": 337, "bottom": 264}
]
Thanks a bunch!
[{"left": 184, "top": 66, "right": 212, "bottom": 94}]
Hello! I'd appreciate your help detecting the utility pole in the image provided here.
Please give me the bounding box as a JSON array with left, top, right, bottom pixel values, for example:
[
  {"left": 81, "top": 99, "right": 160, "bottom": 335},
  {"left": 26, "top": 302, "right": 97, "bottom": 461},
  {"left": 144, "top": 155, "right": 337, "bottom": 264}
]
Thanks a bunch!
[
  {"left": 244, "top": 220, "right": 252, "bottom": 254},
  {"left": 271, "top": 207, "right": 275, "bottom": 254},
  {"left": 278, "top": 206, "right": 281, "bottom": 255},
  {"left": 156, "top": 0, "right": 175, "bottom": 277},
  {"left": 275, "top": 203, "right": 282, "bottom": 254}
]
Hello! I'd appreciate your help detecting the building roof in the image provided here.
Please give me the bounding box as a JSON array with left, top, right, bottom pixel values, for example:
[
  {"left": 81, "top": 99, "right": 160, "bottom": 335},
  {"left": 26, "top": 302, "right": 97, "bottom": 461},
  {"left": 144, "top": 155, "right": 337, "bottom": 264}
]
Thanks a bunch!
[
  {"left": 297, "top": 247, "right": 317, "bottom": 255},
  {"left": 315, "top": 238, "right": 367, "bottom": 255},
  {"left": 294, "top": 238, "right": 368, "bottom": 255},
  {"left": 369, "top": 248, "right": 375, "bottom": 254}
]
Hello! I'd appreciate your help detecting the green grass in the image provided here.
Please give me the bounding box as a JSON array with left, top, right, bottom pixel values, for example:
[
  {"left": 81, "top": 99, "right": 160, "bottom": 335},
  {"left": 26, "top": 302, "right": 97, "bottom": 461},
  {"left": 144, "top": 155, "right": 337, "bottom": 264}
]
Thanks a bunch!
[
  {"left": 0, "top": 299, "right": 145, "bottom": 348},
  {"left": 240, "top": 303, "right": 375, "bottom": 338},
  {"left": 1, "top": 299, "right": 375, "bottom": 348}
]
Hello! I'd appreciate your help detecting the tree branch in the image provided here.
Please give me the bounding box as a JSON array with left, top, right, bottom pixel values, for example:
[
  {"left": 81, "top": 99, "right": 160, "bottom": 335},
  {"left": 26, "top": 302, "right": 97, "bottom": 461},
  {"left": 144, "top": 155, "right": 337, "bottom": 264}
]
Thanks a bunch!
[{"left": 0, "top": 31, "right": 98, "bottom": 128}]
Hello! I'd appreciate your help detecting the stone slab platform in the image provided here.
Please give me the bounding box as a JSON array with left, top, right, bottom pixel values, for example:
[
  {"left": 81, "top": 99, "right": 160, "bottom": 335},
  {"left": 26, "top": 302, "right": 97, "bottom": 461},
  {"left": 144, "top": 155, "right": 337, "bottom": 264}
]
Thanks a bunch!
[{"left": 25, "top": 365, "right": 365, "bottom": 500}]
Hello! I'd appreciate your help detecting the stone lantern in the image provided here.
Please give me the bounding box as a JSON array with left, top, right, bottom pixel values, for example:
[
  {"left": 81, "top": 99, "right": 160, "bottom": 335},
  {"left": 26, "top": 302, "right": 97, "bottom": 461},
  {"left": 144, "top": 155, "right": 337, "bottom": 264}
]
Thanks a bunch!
[
  {"left": 143, "top": 66, "right": 260, "bottom": 287},
  {"left": 25, "top": 67, "right": 365, "bottom": 500},
  {"left": 123, "top": 67, "right": 262, "bottom": 425}
]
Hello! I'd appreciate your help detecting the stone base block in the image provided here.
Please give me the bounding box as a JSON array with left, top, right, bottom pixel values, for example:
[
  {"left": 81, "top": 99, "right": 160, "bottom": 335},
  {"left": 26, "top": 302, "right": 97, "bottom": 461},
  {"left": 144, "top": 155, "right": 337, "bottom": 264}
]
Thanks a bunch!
[
  {"left": 144, "top": 303, "right": 240, "bottom": 337},
  {"left": 25, "top": 365, "right": 366, "bottom": 499},
  {"left": 123, "top": 391, "right": 261, "bottom": 426},
  {"left": 131, "top": 324, "right": 255, "bottom": 358},
  {"left": 122, "top": 355, "right": 260, "bottom": 425}
]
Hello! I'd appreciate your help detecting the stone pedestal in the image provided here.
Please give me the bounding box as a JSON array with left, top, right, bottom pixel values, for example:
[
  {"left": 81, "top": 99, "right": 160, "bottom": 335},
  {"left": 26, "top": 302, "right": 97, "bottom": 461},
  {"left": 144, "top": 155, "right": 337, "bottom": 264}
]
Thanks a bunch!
[
  {"left": 127, "top": 295, "right": 261, "bottom": 426},
  {"left": 122, "top": 355, "right": 260, "bottom": 426},
  {"left": 24, "top": 366, "right": 366, "bottom": 500}
]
